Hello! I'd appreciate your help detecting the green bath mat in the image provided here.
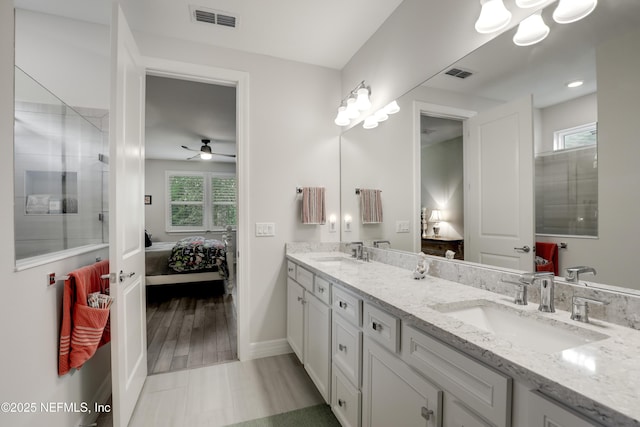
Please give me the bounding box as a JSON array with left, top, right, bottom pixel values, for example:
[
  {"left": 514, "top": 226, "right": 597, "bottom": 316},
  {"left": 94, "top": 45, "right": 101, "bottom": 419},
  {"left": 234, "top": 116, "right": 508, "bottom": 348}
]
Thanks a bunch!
[{"left": 225, "top": 404, "right": 341, "bottom": 427}]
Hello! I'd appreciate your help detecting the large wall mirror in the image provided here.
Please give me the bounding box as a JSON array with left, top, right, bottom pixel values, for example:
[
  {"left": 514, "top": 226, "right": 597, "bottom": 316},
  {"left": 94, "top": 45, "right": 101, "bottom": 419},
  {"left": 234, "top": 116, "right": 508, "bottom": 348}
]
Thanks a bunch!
[{"left": 340, "top": 0, "right": 640, "bottom": 290}]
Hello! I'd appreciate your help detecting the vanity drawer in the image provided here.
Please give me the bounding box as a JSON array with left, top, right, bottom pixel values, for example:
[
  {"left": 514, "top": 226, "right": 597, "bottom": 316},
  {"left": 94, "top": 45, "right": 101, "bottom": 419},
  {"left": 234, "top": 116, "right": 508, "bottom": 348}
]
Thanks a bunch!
[
  {"left": 332, "top": 313, "right": 362, "bottom": 387},
  {"left": 332, "top": 285, "right": 362, "bottom": 327},
  {"left": 363, "top": 302, "right": 400, "bottom": 354},
  {"left": 314, "top": 276, "right": 331, "bottom": 305},
  {"left": 287, "top": 261, "right": 296, "bottom": 279},
  {"left": 332, "top": 364, "right": 361, "bottom": 427},
  {"left": 402, "top": 324, "right": 512, "bottom": 427},
  {"left": 295, "top": 265, "right": 314, "bottom": 292}
]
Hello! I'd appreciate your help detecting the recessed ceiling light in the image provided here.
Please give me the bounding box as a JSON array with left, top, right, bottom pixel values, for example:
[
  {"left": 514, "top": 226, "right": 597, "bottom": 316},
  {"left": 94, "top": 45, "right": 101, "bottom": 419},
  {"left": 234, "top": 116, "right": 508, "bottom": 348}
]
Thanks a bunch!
[{"left": 567, "top": 80, "right": 584, "bottom": 88}]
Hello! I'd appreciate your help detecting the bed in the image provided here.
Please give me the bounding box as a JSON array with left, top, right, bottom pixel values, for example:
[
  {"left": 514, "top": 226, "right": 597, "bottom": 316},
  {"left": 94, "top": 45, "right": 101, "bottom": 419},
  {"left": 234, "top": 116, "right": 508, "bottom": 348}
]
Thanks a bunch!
[{"left": 144, "top": 235, "right": 234, "bottom": 291}]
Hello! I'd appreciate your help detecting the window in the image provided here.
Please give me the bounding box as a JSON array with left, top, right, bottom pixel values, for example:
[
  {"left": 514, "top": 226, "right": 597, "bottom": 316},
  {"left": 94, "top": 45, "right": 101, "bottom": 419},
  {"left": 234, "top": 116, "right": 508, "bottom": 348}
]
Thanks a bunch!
[
  {"left": 554, "top": 122, "right": 597, "bottom": 151},
  {"left": 166, "top": 171, "right": 236, "bottom": 232}
]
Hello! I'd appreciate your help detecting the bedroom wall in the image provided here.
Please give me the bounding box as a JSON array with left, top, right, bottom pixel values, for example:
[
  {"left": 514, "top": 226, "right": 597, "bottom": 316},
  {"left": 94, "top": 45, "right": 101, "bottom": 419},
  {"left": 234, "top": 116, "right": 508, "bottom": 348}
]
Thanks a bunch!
[
  {"left": 0, "top": 7, "right": 112, "bottom": 427},
  {"left": 134, "top": 32, "right": 342, "bottom": 354},
  {"left": 144, "top": 159, "right": 237, "bottom": 244}
]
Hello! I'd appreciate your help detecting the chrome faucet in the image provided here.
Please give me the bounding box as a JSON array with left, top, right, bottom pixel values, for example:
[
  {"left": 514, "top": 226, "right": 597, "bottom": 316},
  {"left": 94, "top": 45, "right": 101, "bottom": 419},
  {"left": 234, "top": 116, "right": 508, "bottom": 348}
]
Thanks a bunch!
[
  {"left": 565, "top": 266, "right": 597, "bottom": 284},
  {"left": 521, "top": 271, "right": 555, "bottom": 312},
  {"left": 373, "top": 240, "right": 391, "bottom": 248},
  {"left": 570, "top": 295, "right": 609, "bottom": 323},
  {"left": 350, "top": 241, "right": 364, "bottom": 259}
]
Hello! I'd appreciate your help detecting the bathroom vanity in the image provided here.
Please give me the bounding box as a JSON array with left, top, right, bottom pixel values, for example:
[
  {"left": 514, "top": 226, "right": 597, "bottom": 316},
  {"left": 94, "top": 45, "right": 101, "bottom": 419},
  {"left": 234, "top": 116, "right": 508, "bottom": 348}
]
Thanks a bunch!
[{"left": 286, "top": 243, "right": 640, "bottom": 427}]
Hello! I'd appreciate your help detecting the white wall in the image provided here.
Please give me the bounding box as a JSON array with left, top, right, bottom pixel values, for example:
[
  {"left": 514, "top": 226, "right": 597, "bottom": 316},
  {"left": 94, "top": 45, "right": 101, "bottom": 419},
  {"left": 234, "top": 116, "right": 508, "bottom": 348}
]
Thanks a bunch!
[
  {"left": 134, "top": 32, "right": 342, "bottom": 348},
  {"left": 537, "top": 93, "right": 597, "bottom": 154},
  {"left": 1, "top": 10, "right": 111, "bottom": 427}
]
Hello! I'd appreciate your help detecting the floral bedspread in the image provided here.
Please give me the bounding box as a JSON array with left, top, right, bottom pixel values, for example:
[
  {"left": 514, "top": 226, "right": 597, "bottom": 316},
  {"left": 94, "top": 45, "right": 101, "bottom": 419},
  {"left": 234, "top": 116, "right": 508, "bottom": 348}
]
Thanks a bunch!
[{"left": 168, "top": 236, "right": 228, "bottom": 278}]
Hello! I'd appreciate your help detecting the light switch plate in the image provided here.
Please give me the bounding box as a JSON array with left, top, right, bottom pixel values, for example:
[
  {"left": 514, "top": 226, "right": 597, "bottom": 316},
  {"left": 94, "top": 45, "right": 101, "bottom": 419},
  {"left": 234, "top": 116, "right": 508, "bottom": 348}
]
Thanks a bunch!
[
  {"left": 255, "top": 222, "right": 275, "bottom": 237},
  {"left": 396, "top": 220, "right": 410, "bottom": 233}
]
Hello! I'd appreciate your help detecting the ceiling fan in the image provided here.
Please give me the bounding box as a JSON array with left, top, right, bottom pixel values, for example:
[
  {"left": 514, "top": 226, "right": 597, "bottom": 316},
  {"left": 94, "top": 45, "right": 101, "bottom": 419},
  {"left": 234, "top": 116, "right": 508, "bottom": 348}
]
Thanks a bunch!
[{"left": 181, "top": 139, "right": 236, "bottom": 160}]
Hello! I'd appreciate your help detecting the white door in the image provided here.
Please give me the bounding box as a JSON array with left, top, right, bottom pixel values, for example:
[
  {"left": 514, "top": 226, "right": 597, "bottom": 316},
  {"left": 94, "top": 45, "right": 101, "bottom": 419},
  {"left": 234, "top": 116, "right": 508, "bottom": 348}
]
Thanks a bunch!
[
  {"left": 465, "top": 95, "right": 535, "bottom": 271},
  {"left": 109, "top": 4, "right": 147, "bottom": 427}
]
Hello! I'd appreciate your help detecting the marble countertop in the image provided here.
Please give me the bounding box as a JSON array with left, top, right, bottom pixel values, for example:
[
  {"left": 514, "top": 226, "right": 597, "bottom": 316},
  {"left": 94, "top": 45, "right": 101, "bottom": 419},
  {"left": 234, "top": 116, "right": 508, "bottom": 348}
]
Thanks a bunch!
[{"left": 286, "top": 251, "right": 640, "bottom": 426}]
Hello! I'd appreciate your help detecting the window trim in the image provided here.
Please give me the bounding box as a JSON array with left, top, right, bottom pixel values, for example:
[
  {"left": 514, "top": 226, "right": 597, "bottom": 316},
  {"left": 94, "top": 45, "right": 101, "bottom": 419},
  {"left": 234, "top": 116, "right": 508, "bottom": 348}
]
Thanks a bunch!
[{"left": 165, "top": 170, "right": 236, "bottom": 233}]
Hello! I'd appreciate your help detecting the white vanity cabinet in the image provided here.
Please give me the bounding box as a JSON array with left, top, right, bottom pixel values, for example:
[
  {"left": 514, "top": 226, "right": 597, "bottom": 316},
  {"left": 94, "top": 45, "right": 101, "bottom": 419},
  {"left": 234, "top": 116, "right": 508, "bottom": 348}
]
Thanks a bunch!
[
  {"left": 286, "top": 263, "right": 332, "bottom": 404},
  {"left": 331, "top": 284, "right": 363, "bottom": 427},
  {"left": 527, "top": 391, "right": 604, "bottom": 427},
  {"left": 362, "top": 336, "right": 443, "bottom": 427}
]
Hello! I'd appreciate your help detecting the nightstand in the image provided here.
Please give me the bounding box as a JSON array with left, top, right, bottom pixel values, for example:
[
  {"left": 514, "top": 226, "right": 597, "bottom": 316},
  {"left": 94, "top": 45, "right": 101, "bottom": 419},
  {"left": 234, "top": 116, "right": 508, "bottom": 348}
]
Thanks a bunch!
[{"left": 421, "top": 237, "right": 464, "bottom": 260}]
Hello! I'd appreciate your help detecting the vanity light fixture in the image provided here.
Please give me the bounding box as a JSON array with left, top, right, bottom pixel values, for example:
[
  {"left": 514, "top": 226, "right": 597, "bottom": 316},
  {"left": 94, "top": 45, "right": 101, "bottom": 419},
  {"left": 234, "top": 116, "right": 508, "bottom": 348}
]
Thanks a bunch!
[
  {"left": 374, "top": 109, "right": 389, "bottom": 122},
  {"left": 475, "top": 0, "right": 512, "bottom": 34},
  {"left": 384, "top": 100, "right": 400, "bottom": 114},
  {"left": 515, "top": 0, "right": 547, "bottom": 8},
  {"left": 513, "top": 11, "right": 549, "bottom": 46},
  {"left": 334, "top": 80, "right": 371, "bottom": 126},
  {"left": 566, "top": 80, "right": 584, "bottom": 88},
  {"left": 553, "top": 0, "right": 597, "bottom": 24},
  {"left": 363, "top": 115, "right": 379, "bottom": 129}
]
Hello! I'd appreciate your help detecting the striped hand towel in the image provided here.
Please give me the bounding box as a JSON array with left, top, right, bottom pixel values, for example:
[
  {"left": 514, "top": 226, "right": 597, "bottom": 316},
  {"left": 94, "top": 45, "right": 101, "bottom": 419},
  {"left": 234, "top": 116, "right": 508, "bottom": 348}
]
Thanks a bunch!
[
  {"left": 360, "top": 189, "right": 383, "bottom": 224},
  {"left": 301, "top": 187, "right": 326, "bottom": 225}
]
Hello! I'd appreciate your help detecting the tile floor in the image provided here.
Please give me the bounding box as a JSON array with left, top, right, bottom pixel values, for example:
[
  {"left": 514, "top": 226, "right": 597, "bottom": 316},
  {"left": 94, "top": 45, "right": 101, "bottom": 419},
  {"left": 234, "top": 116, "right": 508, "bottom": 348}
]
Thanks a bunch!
[{"left": 98, "top": 353, "right": 324, "bottom": 427}]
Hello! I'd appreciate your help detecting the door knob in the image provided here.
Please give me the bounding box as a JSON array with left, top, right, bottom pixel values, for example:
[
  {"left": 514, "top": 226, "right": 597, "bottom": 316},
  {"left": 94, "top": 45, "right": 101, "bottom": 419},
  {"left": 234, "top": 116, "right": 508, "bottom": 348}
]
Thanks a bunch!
[
  {"left": 119, "top": 270, "right": 136, "bottom": 282},
  {"left": 514, "top": 245, "right": 531, "bottom": 253}
]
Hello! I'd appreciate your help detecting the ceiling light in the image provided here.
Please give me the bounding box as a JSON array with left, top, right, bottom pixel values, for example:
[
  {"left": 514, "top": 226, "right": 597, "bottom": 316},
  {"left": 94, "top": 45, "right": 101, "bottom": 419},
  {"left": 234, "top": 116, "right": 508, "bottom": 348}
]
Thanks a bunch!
[
  {"left": 384, "top": 100, "right": 400, "bottom": 114},
  {"left": 200, "top": 152, "right": 212, "bottom": 160},
  {"left": 334, "top": 105, "right": 350, "bottom": 126},
  {"left": 363, "top": 116, "right": 379, "bottom": 129},
  {"left": 513, "top": 11, "right": 549, "bottom": 46},
  {"left": 515, "top": 0, "right": 547, "bottom": 8},
  {"left": 553, "top": 0, "right": 597, "bottom": 24},
  {"left": 567, "top": 80, "right": 584, "bottom": 88},
  {"left": 355, "top": 87, "right": 372, "bottom": 111},
  {"left": 475, "top": 0, "right": 512, "bottom": 34}
]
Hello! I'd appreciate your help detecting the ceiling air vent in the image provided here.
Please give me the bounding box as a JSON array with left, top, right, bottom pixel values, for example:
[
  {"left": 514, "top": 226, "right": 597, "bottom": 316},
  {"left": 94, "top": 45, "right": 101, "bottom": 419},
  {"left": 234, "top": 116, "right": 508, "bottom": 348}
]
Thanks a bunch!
[
  {"left": 444, "top": 68, "right": 473, "bottom": 79},
  {"left": 190, "top": 5, "right": 238, "bottom": 29}
]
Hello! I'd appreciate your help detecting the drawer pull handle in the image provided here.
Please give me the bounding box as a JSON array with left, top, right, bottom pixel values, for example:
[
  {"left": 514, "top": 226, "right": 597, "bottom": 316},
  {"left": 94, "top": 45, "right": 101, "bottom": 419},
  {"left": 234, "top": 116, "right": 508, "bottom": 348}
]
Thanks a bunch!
[
  {"left": 338, "top": 344, "right": 347, "bottom": 352},
  {"left": 288, "top": 267, "right": 294, "bottom": 272},
  {"left": 318, "top": 286, "right": 325, "bottom": 293},
  {"left": 372, "top": 321, "right": 382, "bottom": 331},
  {"left": 297, "top": 296, "right": 303, "bottom": 302},
  {"left": 421, "top": 406, "right": 434, "bottom": 420},
  {"left": 339, "top": 301, "right": 347, "bottom": 309},
  {"left": 338, "top": 399, "right": 346, "bottom": 408}
]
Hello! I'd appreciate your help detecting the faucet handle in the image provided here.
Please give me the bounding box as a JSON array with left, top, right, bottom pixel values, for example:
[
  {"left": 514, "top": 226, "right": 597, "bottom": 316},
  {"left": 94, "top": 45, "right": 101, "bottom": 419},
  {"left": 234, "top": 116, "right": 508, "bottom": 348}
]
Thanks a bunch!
[
  {"left": 565, "top": 266, "right": 597, "bottom": 283},
  {"left": 570, "top": 295, "right": 609, "bottom": 323}
]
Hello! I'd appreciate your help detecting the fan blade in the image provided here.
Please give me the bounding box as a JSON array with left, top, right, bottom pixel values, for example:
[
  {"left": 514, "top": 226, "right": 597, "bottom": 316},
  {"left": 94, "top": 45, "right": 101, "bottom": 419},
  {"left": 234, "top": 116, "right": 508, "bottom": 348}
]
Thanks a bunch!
[
  {"left": 181, "top": 145, "right": 199, "bottom": 152},
  {"left": 187, "top": 153, "right": 200, "bottom": 160},
  {"left": 211, "top": 152, "right": 236, "bottom": 158}
]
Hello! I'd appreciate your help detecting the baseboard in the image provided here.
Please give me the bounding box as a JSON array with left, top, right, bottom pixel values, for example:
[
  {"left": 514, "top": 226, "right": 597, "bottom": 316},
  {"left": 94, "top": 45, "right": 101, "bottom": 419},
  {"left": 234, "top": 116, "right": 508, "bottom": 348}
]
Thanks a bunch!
[{"left": 246, "top": 338, "right": 292, "bottom": 360}]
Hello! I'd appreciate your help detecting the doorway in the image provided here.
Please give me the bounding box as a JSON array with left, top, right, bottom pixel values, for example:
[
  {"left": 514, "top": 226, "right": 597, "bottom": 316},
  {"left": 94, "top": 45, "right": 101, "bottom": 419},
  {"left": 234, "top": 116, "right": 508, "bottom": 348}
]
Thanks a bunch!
[{"left": 143, "top": 74, "right": 239, "bottom": 375}]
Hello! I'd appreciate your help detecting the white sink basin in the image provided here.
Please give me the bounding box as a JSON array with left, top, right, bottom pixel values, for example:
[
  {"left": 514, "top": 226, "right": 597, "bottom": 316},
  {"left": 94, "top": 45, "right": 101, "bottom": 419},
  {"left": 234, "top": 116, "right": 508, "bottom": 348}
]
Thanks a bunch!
[
  {"left": 310, "top": 256, "right": 361, "bottom": 266},
  {"left": 433, "top": 300, "right": 608, "bottom": 354}
]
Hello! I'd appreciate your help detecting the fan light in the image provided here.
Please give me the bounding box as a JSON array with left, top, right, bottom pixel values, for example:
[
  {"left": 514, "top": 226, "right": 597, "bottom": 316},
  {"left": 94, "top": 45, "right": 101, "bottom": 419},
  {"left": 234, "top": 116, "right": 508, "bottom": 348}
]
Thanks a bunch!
[
  {"left": 475, "top": 0, "right": 512, "bottom": 34},
  {"left": 200, "top": 152, "right": 213, "bottom": 160},
  {"left": 513, "top": 11, "right": 549, "bottom": 46},
  {"left": 553, "top": 0, "right": 597, "bottom": 24}
]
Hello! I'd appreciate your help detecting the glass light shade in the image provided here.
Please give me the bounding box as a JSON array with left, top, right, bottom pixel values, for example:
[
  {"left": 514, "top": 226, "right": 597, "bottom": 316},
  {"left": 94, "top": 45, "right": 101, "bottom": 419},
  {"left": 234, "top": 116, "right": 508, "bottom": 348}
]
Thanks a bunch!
[
  {"left": 515, "top": 0, "right": 547, "bottom": 8},
  {"left": 567, "top": 80, "right": 584, "bottom": 88},
  {"left": 475, "top": 0, "right": 512, "bottom": 34},
  {"left": 345, "top": 97, "right": 359, "bottom": 119},
  {"left": 334, "top": 106, "right": 350, "bottom": 126},
  {"left": 200, "top": 152, "right": 212, "bottom": 160},
  {"left": 513, "top": 11, "right": 549, "bottom": 46},
  {"left": 374, "top": 109, "right": 389, "bottom": 122},
  {"left": 428, "top": 209, "right": 442, "bottom": 222},
  {"left": 384, "top": 100, "right": 400, "bottom": 114},
  {"left": 355, "top": 87, "right": 372, "bottom": 111},
  {"left": 363, "top": 116, "right": 379, "bottom": 129},
  {"left": 553, "top": 0, "right": 597, "bottom": 24}
]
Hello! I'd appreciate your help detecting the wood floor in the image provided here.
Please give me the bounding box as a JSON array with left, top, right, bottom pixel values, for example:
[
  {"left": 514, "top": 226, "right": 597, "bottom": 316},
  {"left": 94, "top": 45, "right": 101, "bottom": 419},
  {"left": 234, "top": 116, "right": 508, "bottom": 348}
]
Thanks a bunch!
[{"left": 146, "top": 281, "right": 237, "bottom": 375}]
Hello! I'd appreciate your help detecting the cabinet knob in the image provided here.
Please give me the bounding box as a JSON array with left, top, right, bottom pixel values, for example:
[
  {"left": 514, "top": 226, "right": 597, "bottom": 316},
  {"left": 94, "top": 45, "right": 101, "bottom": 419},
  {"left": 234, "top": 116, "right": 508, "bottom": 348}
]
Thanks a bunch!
[
  {"left": 318, "top": 286, "right": 325, "bottom": 293},
  {"left": 372, "top": 321, "right": 382, "bottom": 331},
  {"left": 297, "top": 296, "right": 303, "bottom": 302},
  {"left": 338, "top": 344, "right": 347, "bottom": 352},
  {"left": 338, "top": 399, "right": 346, "bottom": 408},
  {"left": 421, "top": 406, "right": 434, "bottom": 420},
  {"left": 339, "top": 301, "right": 347, "bottom": 309}
]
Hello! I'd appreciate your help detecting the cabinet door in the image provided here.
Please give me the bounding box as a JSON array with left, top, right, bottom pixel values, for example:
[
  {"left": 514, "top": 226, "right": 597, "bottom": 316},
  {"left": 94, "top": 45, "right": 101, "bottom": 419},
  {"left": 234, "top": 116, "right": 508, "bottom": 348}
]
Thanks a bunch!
[
  {"left": 444, "top": 397, "right": 492, "bottom": 427},
  {"left": 528, "top": 391, "right": 603, "bottom": 427},
  {"left": 287, "top": 278, "right": 305, "bottom": 362},
  {"left": 304, "top": 292, "right": 332, "bottom": 403},
  {"left": 363, "top": 337, "right": 442, "bottom": 427}
]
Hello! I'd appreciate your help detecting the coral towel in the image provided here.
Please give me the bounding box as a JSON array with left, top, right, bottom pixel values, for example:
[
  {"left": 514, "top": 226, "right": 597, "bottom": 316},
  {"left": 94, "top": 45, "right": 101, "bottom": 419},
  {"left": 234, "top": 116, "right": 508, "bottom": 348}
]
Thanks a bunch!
[
  {"left": 301, "top": 187, "right": 326, "bottom": 224},
  {"left": 59, "top": 260, "right": 110, "bottom": 376},
  {"left": 535, "top": 242, "right": 558, "bottom": 276}
]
